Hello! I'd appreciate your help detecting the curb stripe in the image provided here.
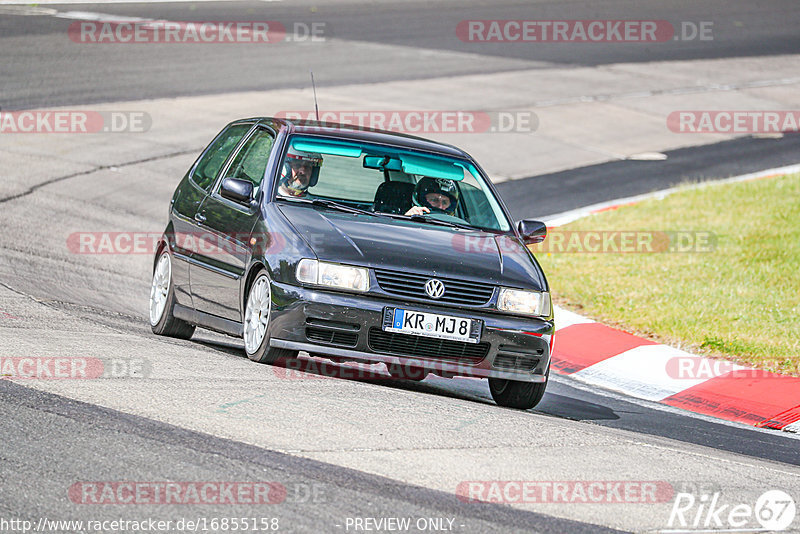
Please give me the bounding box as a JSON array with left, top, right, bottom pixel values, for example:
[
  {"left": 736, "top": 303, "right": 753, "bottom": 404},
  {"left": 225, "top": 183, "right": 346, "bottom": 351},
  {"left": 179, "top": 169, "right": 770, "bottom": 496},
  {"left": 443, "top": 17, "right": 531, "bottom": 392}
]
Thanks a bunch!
[
  {"left": 550, "top": 323, "right": 656, "bottom": 375},
  {"left": 661, "top": 372, "right": 800, "bottom": 426},
  {"left": 571, "top": 345, "right": 716, "bottom": 402},
  {"left": 546, "top": 164, "right": 800, "bottom": 432},
  {"left": 756, "top": 405, "right": 800, "bottom": 430},
  {"left": 552, "top": 309, "right": 800, "bottom": 430}
]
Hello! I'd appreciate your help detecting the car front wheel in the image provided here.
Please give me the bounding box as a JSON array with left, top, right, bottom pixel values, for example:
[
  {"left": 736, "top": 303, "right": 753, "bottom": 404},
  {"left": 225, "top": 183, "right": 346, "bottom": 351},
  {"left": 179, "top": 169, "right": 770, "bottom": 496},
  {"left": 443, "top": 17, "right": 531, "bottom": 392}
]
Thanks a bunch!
[
  {"left": 488, "top": 370, "right": 548, "bottom": 410},
  {"left": 243, "top": 272, "right": 297, "bottom": 364},
  {"left": 149, "top": 250, "right": 195, "bottom": 339}
]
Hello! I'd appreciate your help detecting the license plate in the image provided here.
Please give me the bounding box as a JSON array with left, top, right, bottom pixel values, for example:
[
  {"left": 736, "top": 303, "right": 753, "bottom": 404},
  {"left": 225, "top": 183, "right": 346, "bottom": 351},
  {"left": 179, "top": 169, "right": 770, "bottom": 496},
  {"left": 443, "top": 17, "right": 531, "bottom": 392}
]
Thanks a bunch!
[{"left": 382, "top": 307, "right": 482, "bottom": 343}]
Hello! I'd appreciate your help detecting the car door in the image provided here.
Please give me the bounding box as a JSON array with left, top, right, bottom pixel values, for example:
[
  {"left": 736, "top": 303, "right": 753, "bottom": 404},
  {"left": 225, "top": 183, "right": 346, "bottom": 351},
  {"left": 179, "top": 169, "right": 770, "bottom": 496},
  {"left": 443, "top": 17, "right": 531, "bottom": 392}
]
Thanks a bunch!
[
  {"left": 190, "top": 124, "right": 277, "bottom": 322},
  {"left": 170, "top": 123, "right": 253, "bottom": 307},
  {"left": 169, "top": 122, "right": 254, "bottom": 308}
]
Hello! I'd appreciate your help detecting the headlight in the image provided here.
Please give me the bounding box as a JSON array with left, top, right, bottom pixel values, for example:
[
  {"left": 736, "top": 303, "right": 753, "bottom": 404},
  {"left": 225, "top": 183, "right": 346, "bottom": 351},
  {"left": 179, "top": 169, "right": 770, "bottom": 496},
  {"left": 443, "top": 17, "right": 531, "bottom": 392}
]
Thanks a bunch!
[
  {"left": 296, "top": 259, "right": 369, "bottom": 292},
  {"left": 497, "top": 288, "right": 550, "bottom": 317}
]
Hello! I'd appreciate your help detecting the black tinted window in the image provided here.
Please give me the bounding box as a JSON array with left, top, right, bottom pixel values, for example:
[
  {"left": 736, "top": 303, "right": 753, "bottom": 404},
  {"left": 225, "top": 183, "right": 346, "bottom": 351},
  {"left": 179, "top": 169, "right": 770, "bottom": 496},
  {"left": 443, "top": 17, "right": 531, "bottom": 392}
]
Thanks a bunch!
[{"left": 191, "top": 124, "right": 251, "bottom": 191}]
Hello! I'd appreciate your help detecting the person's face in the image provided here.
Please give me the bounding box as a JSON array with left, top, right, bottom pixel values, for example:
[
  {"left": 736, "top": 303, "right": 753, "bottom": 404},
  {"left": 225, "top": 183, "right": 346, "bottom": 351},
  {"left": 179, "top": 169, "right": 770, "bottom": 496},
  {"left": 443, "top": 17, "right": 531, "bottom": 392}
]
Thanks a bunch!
[
  {"left": 289, "top": 159, "right": 313, "bottom": 187},
  {"left": 425, "top": 192, "right": 451, "bottom": 211}
]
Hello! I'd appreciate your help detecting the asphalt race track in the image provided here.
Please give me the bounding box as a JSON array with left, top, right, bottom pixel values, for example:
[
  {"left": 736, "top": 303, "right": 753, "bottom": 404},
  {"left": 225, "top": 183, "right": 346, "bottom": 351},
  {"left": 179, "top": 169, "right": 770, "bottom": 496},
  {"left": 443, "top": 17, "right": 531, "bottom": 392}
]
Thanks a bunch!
[
  {"left": 1, "top": 1, "right": 800, "bottom": 533},
  {"left": 3, "top": 0, "right": 800, "bottom": 110}
]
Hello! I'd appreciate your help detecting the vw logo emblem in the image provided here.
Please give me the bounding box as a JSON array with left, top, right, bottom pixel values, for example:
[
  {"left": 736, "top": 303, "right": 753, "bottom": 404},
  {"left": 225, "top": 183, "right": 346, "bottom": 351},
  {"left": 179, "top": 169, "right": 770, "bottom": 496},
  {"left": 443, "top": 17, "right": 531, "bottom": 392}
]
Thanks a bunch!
[{"left": 425, "top": 279, "right": 445, "bottom": 299}]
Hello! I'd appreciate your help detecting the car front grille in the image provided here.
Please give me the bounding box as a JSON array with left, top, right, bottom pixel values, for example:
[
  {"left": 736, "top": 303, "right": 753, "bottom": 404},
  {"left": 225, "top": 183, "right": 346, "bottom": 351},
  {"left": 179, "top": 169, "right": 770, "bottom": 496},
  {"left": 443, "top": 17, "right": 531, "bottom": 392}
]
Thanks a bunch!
[
  {"left": 368, "top": 327, "right": 489, "bottom": 364},
  {"left": 373, "top": 269, "right": 494, "bottom": 306}
]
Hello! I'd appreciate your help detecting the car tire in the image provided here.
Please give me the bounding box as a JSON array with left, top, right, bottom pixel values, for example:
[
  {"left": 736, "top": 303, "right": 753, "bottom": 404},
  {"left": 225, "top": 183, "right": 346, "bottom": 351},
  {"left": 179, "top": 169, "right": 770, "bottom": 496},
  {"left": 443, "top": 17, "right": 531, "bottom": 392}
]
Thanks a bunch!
[
  {"left": 149, "top": 250, "right": 196, "bottom": 339},
  {"left": 488, "top": 369, "right": 548, "bottom": 410},
  {"left": 243, "top": 271, "right": 297, "bottom": 364}
]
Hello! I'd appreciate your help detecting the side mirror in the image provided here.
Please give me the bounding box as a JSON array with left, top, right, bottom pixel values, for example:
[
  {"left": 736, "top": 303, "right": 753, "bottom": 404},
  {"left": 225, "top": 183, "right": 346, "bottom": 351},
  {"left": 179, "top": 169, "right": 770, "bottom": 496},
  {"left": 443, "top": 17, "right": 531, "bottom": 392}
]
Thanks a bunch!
[
  {"left": 220, "top": 178, "right": 254, "bottom": 205},
  {"left": 517, "top": 219, "right": 547, "bottom": 245}
]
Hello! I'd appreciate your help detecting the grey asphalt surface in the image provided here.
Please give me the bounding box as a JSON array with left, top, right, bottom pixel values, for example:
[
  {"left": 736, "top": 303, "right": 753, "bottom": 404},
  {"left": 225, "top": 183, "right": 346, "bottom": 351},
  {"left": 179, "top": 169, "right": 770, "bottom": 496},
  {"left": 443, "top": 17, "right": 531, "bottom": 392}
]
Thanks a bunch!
[
  {"left": 0, "top": 380, "right": 621, "bottom": 534},
  {"left": 2, "top": 1, "right": 800, "bottom": 533},
  {"left": 195, "top": 327, "right": 800, "bottom": 467},
  {"left": 497, "top": 133, "right": 800, "bottom": 220},
  {"left": 2, "top": 0, "right": 799, "bottom": 110}
]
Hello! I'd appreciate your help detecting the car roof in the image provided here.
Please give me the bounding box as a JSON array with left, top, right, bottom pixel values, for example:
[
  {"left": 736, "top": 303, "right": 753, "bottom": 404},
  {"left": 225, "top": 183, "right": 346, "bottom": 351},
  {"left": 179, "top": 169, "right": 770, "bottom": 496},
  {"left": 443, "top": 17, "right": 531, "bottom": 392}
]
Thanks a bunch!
[{"left": 237, "top": 117, "right": 470, "bottom": 159}]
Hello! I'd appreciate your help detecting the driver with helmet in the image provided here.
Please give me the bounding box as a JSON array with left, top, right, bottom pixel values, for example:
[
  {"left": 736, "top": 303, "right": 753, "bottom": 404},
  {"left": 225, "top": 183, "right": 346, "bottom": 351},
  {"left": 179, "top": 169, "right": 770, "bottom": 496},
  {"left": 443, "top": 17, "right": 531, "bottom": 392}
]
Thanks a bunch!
[
  {"left": 405, "top": 177, "right": 459, "bottom": 216},
  {"left": 277, "top": 146, "right": 323, "bottom": 197}
]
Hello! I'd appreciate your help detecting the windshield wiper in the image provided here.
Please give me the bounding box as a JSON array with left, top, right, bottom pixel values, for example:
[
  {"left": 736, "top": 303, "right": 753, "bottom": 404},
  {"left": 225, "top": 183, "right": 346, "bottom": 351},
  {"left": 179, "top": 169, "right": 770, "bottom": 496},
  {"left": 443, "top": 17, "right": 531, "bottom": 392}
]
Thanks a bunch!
[
  {"left": 276, "top": 196, "right": 379, "bottom": 217},
  {"left": 385, "top": 213, "right": 479, "bottom": 231},
  {"left": 278, "top": 197, "right": 486, "bottom": 230},
  {"left": 311, "top": 198, "right": 381, "bottom": 217}
]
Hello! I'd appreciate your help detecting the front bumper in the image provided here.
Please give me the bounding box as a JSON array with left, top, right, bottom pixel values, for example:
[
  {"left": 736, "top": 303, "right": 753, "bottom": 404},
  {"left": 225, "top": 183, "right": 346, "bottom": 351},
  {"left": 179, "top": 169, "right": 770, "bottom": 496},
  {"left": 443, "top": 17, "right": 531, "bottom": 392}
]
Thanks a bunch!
[{"left": 268, "top": 281, "right": 553, "bottom": 382}]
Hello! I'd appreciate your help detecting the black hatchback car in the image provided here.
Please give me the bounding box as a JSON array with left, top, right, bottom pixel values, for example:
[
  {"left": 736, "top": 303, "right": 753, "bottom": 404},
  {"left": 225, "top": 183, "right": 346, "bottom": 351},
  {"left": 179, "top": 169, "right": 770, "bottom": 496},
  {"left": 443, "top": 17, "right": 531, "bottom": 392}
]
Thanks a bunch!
[{"left": 149, "top": 118, "right": 554, "bottom": 409}]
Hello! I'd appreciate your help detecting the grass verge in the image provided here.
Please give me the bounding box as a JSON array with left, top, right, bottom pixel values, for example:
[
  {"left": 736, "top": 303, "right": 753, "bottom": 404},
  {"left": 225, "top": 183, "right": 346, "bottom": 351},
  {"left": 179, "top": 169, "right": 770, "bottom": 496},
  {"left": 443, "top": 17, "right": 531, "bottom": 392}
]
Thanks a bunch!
[{"left": 534, "top": 172, "right": 800, "bottom": 375}]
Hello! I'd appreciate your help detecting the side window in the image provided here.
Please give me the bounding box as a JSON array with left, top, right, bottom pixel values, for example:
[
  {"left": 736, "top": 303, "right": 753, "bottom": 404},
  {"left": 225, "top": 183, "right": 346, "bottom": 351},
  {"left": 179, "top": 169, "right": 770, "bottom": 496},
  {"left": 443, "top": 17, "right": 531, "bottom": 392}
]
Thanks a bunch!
[
  {"left": 191, "top": 123, "right": 252, "bottom": 191},
  {"left": 220, "top": 128, "right": 275, "bottom": 195}
]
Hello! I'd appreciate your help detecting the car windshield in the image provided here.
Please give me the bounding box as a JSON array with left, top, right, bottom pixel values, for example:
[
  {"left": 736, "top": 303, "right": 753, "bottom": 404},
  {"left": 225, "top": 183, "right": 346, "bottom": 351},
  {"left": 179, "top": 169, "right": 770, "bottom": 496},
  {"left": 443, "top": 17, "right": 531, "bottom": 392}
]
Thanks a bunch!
[{"left": 274, "top": 135, "right": 511, "bottom": 231}]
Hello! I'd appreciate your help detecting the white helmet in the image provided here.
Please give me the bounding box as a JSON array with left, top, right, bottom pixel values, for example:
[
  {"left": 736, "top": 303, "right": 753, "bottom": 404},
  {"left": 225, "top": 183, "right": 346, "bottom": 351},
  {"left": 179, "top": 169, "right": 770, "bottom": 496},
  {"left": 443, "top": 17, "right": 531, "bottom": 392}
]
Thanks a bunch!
[{"left": 280, "top": 146, "right": 323, "bottom": 195}]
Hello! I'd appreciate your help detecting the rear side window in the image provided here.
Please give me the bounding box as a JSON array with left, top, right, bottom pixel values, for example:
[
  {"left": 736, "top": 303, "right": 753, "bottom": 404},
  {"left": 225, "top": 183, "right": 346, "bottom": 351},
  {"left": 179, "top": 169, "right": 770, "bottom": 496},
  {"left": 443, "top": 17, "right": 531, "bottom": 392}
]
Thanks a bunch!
[{"left": 191, "top": 123, "right": 251, "bottom": 191}]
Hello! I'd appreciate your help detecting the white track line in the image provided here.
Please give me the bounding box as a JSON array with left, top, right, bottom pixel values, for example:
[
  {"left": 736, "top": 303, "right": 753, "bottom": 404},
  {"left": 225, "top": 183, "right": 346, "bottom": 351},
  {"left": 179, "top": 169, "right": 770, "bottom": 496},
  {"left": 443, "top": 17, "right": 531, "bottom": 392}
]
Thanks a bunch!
[{"left": 54, "top": 11, "right": 153, "bottom": 22}]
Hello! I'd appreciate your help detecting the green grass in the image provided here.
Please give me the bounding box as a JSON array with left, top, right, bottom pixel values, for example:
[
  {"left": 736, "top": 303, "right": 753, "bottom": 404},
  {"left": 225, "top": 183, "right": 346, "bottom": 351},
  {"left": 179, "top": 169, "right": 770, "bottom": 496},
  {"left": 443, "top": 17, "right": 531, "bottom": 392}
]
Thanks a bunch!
[{"left": 535, "top": 173, "right": 800, "bottom": 375}]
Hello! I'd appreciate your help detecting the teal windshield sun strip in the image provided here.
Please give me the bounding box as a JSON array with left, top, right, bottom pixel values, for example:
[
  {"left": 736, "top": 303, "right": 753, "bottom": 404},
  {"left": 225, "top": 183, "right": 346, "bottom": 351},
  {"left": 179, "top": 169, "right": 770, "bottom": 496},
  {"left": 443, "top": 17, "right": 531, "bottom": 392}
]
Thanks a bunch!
[
  {"left": 292, "top": 140, "right": 363, "bottom": 158},
  {"left": 293, "top": 137, "right": 466, "bottom": 181},
  {"left": 400, "top": 154, "right": 464, "bottom": 181}
]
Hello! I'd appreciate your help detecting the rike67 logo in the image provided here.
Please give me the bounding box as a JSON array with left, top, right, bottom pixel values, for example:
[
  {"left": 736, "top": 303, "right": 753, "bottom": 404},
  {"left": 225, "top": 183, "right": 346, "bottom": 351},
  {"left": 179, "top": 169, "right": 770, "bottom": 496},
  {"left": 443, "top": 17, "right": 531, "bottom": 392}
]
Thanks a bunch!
[{"left": 667, "top": 490, "right": 796, "bottom": 532}]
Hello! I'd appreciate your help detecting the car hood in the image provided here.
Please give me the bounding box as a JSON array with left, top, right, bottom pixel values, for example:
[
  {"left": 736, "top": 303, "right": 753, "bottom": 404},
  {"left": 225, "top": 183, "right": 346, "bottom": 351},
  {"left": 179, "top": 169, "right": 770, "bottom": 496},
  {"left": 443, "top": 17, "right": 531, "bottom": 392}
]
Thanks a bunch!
[{"left": 277, "top": 204, "right": 545, "bottom": 289}]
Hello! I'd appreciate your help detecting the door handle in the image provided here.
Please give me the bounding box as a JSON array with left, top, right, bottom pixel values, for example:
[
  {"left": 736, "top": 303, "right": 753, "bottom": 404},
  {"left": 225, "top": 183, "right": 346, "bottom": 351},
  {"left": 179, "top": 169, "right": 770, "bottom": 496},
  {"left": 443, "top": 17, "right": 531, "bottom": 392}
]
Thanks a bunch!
[{"left": 194, "top": 212, "right": 207, "bottom": 223}]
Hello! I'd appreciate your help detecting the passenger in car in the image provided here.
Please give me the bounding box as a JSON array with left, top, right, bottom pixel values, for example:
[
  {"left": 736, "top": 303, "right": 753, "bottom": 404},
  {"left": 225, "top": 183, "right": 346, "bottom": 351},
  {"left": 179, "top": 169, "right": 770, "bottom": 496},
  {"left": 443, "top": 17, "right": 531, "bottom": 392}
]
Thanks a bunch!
[{"left": 405, "top": 177, "right": 459, "bottom": 216}]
